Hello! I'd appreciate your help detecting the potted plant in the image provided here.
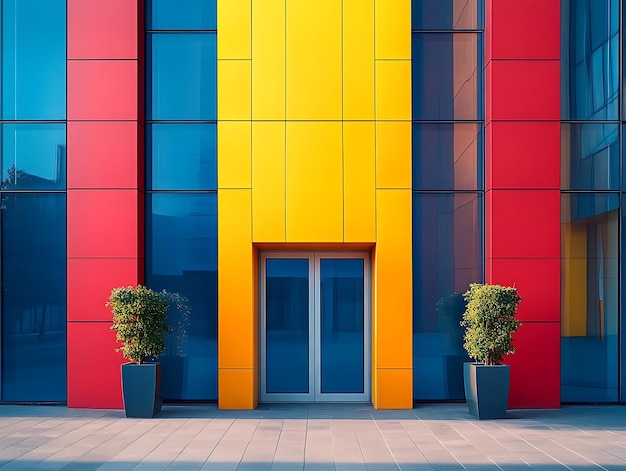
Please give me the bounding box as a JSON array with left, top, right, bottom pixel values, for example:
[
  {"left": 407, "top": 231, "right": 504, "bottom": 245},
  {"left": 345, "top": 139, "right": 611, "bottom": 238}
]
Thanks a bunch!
[
  {"left": 460, "top": 283, "right": 522, "bottom": 419},
  {"left": 108, "top": 285, "right": 171, "bottom": 418}
]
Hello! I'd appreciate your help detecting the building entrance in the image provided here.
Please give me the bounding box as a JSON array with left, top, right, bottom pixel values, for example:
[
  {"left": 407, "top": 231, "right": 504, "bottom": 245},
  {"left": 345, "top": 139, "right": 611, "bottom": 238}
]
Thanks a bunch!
[{"left": 260, "top": 252, "right": 370, "bottom": 402}]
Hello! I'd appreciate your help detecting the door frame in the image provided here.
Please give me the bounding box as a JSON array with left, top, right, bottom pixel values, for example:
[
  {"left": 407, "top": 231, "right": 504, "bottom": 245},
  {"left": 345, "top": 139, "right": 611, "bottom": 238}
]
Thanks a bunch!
[{"left": 259, "top": 251, "right": 371, "bottom": 403}]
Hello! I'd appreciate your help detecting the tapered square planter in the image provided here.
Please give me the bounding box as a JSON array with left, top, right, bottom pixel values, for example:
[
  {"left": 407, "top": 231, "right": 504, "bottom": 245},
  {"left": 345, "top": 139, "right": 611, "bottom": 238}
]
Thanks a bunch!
[
  {"left": 121, "top": 362, "right": 163, "bottom": 418},
  {"left": 463, "top": 362, "right": 510, "bottom": 419}
]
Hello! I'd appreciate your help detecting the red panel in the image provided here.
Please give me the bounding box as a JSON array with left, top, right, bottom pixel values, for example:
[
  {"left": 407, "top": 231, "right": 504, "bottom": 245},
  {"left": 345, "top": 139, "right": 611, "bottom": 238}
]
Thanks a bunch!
[
  {"left": 485, "top": 60, "right": 493, "bottom": 124},
  {"left": 67, "top": 121, "right": 141, "bottom": 189},
  {"left": 68, "top": 60, "right": 139, "bottom": 121},
  {"left": 487, "top": 189, "right": 560, "bottom": 259},
  {"left": 489, "top": 121, "right": 560, "bottom": 189},
  {"left": 506, "top": 321, "right": 560, "bottom": 409},
  {"left": 487, "top": 0, "right": 560, "bottom": 61},
  {"left": 67, "top": 322, "right": 124, "bottom": 409},
  {"left": 487, "top": 60, "right": 560, "bottom": 121},
  {"left": 67, "top": 190, "right": 141, "bottom": 259},
  {"left": 68, "top": 258, "right": 142, "bottom": 322},
  {"left": 67, "top": 0, "right": 139, "bottom": 60},
  {"left": 487, "top": 258, "right": 560, "bottom": 322},
  {"left": 485, "top": 123, "right": 492, "bottom": 188}
]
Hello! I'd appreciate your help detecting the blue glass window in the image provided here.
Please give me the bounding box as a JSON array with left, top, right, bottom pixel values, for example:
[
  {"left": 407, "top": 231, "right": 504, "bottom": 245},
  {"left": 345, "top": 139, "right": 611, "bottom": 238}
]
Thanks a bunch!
[
  {"left": 562, "top": 193, "right": 619, "bottom": 402},
  {"left": 148, "top": 33, "right": 217, "bottom": 121},
  {"left": 2, "top": 0, "right": 66, "bottom": 120},
  {"left": 413, "top": 193, "right": 482, "bottom": 400},
  {"left": 147, "top": 0, "right": 216, "bottom": 31},
  {"left": 1, "top": 124, "right": 66, "bottom": 190},
  {"left": 413, "top": 123, "right": 482, "bottom": 190},
  {"left": 561, "top": 123, "right": 619, "bottom": 191},
  {"left": 148, "top": 124, "right": 216, "bottom": 190},
  {"left": 412, "top": 33, "right": 482, "bottom": 120},
  {"left": 412, "top": 0, "right": 483, "bottom": 31},
  {"left": 1, "top": 193, "right": 66, "bottom": 401},
  {"left": 562, "top": 0, "right": 619, "bottom": 120},
  {"left": 146, "top": 193, "right": 217, "bottom": 400}
]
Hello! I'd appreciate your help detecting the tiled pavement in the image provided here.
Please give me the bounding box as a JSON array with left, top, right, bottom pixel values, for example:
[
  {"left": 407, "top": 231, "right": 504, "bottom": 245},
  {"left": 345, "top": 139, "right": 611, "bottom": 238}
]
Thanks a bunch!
[{"left": 1, "top": 403, "right": 626, "bottom": 470}]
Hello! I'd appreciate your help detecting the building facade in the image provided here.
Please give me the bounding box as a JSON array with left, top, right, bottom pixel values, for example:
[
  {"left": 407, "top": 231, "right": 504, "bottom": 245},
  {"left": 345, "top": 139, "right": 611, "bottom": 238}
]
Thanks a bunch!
[{"left": 0, "top": 0, "right": 622, "bottom": 409}]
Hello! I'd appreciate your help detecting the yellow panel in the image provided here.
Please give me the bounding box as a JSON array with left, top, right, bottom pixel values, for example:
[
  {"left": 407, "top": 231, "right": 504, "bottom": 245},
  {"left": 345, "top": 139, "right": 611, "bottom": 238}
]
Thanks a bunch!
[
  {"left": 376, "top": 122, "right": 412, "bottom": 189},
  {"left": 344, "top": 122, "right": 375, "bottom": 242},
  {"left": 217, "top": 0, "right": 251, "bottom": 59},
  {"left": 252, "top": 122, "right": 285, "bottom": 243},
  {"left": 218, "top": 189, "right": 254, "bottom": 369},
  {"left": 218, "top": 369, "right": 256, "bottom": 409},
  {"left": 374, "top": 369, "right": 413, "bottom": 409},
  {"left": 286, "top": 122, "right": 343, "bottom": 242},
  {"left": 252, "top": 0, "right": 285, "bottom": 120},
  {"left": 217, "top": 60, "right": 251, "bottom": 120},
  {"left": 218, "top": 121, "right": 251, "bottom": 189},
  {"left": 375, "top": 0, "right": 411, "bottom": 59},
  {"left": 375, "top": 189, "right": 412, "bottom": 369},
  {"left": 375, "top": 60, "right": 411, "bottom": 121},
  {"left": 343, "top": 0, "right": 374, "bottom": 120},
  {"left": 286, "top": 0, "right": 342, "bottom": 120},
  {"left": 371, "top": 245, "right": 379, "bottom": 407}
]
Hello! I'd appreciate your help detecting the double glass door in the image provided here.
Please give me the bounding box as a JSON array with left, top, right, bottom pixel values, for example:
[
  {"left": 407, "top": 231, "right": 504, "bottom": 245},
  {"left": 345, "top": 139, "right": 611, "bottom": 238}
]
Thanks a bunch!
[{"left": 260, "top": 252, "right": 370, "bottom": 402}]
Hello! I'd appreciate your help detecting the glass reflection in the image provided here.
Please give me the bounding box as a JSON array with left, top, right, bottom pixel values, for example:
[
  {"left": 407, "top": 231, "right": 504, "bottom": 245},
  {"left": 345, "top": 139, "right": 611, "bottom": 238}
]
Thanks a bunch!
[
  {"left": 146, "top": 193, "right": 217, "bottom": 400},
  {"left": 561, "top": 123, "right": 618, "bottom": 191},
  {"left": 1, "top": 193, "right": 66, "bottom": 401},
  {"left": 1, "top": 124, "right": 66, "bottom": 190},
  {"left": 320, "top": 259, "right": 364, "bottom": 394},
  {"left": 266, "top": 259, "right": 310, "bottom": 394},
  {"left": 148, "top": 0, "right": 216, "bottom": 30},
  {"left": 148, "top": 33, "right": 217, "bottom": 121},
  {"left": 413, "top": 193, "right": 482, "bottom": 400},
  {"left": 2, "top": 0, "right": 66, "bottom": 120},
  {"left": 412, "top": 0, "right": 482, "bottom": 31},
  {"left": 412, "top": 33, "right": 481, "bottom": 120},
  {"left": 413, "top": 123, "right": 481, "bottom": 190},
  {"left": 148, "top": 124, "right": 216, "bottom": 190},
  {"left": 562, "top": 193, "right": 619, "bottom": 402},
  {"left": 562, "top": 0, "right": 619, "bottom": 120}
]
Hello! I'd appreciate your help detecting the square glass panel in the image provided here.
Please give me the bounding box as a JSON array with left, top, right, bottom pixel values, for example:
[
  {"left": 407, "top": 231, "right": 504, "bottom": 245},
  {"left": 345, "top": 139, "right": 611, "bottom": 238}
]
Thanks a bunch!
[
  {"left": 147, "top": 0, "right": 216, "bottom": 30},
  {"left": 412, "top": 0, "right": 483, "bottom": 31}
]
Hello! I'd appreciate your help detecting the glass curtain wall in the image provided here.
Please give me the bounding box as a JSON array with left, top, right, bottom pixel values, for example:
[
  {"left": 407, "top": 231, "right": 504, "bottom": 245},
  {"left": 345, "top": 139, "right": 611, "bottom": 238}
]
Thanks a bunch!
[
  {"left": 411, "top": 0, "right": 484, "bottom": 401},
  {"left": 0, "top": 0, "right": 67, "bottom": 401},
  {"left": 561, "top": 0, "right": 621, "bottom": 403},
  {"left": 145, "top": 0, "right": 218, "bottom": 401}
]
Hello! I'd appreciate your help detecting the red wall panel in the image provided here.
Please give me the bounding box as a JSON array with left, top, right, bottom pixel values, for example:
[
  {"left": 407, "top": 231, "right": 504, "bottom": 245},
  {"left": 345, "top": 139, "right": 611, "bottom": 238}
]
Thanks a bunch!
[
  {"left": 68, "top": 259, "right": 144, "bottom": 322},
  {"left": 67, "top": 190, "right": 142, "bottom": 259},
  {"left": 486, "top": 258, "right": 560, "bottom": 322},
  {"left": 507, "top": 322, "right": 561, "bottom": 409},
  {"left": 487, "top": 121, "right": 560, "bottom": 190},
  {"left": 67, "top": 121, "right": 142, "bottom": 189},
  {"left": 67, "top": 322, "right": 124, "bottom": 409},
  {"left": 487, "top": 0, "right": 560, "bottom": 61},
  {"left": 487, "top": 60, "right": 560, "bottom": 122},
  {"left": 487, "top": 190, "right": 560, "bottom": 259},
  {"left": 67, "top": 0, "right": 140, "bottom": 60},
  {"left": 68, "top": 60, "right": 140, "bottom": 121}
]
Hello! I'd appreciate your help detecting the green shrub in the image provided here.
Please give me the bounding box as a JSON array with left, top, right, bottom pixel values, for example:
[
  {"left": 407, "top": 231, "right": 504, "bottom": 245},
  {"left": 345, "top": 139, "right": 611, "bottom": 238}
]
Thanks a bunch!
[
  {"left": 108, "top": 285, "right": 172, "bottom": 364},
  {"left": 460, "top": 283, "right": 522, "bottom": 365}
]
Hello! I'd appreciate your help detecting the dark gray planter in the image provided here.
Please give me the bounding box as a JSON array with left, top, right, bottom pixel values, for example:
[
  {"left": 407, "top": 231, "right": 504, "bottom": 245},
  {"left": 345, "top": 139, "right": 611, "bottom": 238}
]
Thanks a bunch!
[
  {"left": 463, "top": 362, "right": 510, "bottom": 419},
  {"left": 121, "top": 362, "right": 163, "bottom": 418}
]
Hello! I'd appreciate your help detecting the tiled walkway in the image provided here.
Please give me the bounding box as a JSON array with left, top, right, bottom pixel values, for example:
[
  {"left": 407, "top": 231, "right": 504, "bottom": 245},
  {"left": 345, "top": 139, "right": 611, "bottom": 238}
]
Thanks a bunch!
[{"left": 1, "top": 403, "right": 625, "bottom": 470}]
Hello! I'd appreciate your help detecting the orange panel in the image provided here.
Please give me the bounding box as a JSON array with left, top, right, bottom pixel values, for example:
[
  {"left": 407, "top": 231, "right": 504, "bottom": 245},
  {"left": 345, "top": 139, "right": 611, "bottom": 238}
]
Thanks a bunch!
[
  {"left": 375, "top": 190, "right": 412, "bottom": 369},
  {"left": 218, "top": 369, "right": 257, "bottom": 409},
  {"left": 68, "top": 0, "right": 140, "bottom": 60},
  {"left": 67, "top": 121, "right": 141, "bottom": 189},
  {"left": 375, "top": 122, "right": 411, "bottom": 189},
  {"left": 68, "top": 60, "right": 139, "bottom": 121},
  {"left": 374, "top": 0, "right": 411, "bottom": 59},
  {"left": 218, "top": 189, "right": 254, "bottom": 369},
  {"left": 374, "top": 369, "right": 413, "bottom": 409}
]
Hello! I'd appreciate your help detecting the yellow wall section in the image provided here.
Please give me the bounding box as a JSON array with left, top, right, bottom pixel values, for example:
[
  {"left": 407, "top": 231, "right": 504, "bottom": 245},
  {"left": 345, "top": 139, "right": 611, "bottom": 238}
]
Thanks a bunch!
[
  {"left": 252, "top": 0, "right": 285, "bottom": 120},
  {"left": 286, "top": 0, "right": 342, "bottom": 120},
  {"left": 218, "top": 0, "right": 412, "bottom": 409},
  {"left": 286, "top": 122, "right": 343, "bottom": 243}
]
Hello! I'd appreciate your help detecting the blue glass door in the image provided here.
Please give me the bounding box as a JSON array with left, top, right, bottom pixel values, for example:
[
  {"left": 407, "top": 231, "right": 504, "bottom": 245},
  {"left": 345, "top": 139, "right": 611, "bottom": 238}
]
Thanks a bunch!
[{"left": 260, "top": 252, "right": 370, "bottom": 402}]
